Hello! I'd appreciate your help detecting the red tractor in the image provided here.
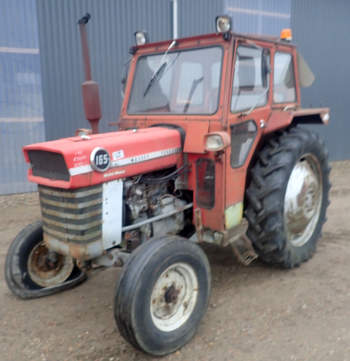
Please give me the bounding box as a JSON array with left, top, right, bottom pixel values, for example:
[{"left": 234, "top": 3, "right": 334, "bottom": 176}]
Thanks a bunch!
[{"left": 5, "top": 14, "right": 330, "bottom": 356}]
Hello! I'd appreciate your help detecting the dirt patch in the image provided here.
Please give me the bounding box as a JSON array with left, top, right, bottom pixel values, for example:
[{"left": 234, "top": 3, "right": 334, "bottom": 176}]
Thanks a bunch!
[{"left": 1, "top": 161, "right": 350, "bottom": 361}]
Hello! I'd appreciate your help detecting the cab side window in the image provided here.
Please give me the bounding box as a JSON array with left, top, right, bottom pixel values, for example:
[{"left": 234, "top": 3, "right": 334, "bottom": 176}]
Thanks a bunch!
[
  {"left": 273, "top": 52, "right": 296, "bottom": 103},
  {"left": 231, "top": 46, "right": 270, "bottom": 113}
]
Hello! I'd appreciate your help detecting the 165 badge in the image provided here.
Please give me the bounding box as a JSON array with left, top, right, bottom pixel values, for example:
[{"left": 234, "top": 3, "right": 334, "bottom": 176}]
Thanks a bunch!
[{"left": 90, "top": 147, "right": 110, "bottom": 172}]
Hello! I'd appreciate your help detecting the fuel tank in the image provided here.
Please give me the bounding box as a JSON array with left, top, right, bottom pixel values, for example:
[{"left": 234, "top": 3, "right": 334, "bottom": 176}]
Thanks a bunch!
[{"left": 24, "top": 127, "right": 182, "bottom": 189}]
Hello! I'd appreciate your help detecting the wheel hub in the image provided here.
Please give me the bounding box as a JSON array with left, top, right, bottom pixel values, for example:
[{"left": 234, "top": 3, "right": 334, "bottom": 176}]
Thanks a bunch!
[
  {"left": 284, "top": 154, "right": 323, "bottom": 247},
  {"left": 150, "top": 262, "right": 198, "bottom": 332},
  {"left": 164, "top": 284, "right": 180, "bottom": 304},
  {"left": 27, "top": 242, "right": 74, "bottom": 287}
]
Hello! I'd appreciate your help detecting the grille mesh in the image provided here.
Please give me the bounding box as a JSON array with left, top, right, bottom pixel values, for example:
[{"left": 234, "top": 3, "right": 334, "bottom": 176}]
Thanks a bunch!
[
  {"left": 39, "top": 184, "right": 102, "bottom": 244},
  {"left": 28, "top": 150, "right": 70, "bottom": 181}
]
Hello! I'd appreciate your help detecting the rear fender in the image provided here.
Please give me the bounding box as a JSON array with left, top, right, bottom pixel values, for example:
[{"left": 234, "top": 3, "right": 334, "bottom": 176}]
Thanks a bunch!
[{"left": 264, "top": 107, "right": 330, "bottom": 134}]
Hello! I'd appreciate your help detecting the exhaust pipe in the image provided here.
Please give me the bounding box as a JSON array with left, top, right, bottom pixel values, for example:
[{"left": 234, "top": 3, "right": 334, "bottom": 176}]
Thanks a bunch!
[{"left": 78, "top": 13, "right": 101, "bottom": 134}]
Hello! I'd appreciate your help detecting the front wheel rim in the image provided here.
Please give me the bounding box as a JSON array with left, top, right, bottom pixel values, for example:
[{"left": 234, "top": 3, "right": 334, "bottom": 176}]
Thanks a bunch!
[
  {"left": 150, "top": 262, "right": 199, "bottom": 332},
  {"left": 284, "top": 154, "right": 323, "bottom": 247},
  {"left": 27, "top": 242, "right": 74, "bottom": 287}
]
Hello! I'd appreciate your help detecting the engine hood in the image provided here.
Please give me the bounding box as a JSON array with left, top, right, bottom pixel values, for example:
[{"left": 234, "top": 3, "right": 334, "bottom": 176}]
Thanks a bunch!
[{"left": 24, "top": 127, "right": 182, "bottom": 189}]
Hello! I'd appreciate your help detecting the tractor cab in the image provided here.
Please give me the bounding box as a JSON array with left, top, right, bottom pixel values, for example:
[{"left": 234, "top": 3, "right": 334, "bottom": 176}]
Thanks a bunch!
[{"left": 118, "top": 16, "right": 327, "bottom": 237}]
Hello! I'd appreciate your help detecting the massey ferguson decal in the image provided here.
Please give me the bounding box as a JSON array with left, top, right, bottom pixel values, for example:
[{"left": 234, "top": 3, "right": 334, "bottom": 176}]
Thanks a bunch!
[{"left": 111, "top": 147, "right": 181, "bottom": 167}]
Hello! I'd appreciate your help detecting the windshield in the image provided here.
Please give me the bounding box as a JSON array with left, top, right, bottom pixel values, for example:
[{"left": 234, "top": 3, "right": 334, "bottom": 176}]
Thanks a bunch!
[{"left": 127, "top": 46, "right": 223, "bottom": 115}]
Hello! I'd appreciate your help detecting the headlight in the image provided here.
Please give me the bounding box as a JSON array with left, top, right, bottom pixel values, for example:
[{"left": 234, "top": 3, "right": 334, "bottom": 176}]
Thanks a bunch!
[
  {"left": 215, "top": 15, "right": 232, "bottom": 33},
  {"left": 205, "top": 132, "right": 230, "bottom": 152},
  {"left": 321, "top": 112, "right": 330, "bottom": 123},
  {"left": 134, "top": 31, "right": 149, "bottom": 46}
]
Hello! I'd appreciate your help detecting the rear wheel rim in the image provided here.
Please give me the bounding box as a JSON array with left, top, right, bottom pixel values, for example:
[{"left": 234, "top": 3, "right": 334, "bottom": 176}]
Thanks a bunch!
[
  {"left": 150, "top": 262, "right": 198, "bottom": 332},
  {"left": 284, "top": 154, "right": 323, "bottom": 247},
  {"left": 27, "top": 242, "right": 74, "bottom": 287}
]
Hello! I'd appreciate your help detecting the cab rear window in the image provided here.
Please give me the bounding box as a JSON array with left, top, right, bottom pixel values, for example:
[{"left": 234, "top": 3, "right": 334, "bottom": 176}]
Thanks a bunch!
[{"left": 273, "top": 52, "right": 296, "bottom": 103}]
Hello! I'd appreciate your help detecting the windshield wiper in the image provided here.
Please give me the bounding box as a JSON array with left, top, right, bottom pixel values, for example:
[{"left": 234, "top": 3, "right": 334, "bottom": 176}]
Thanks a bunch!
[
  {"left": 183, "top": 77, "right": 204, "bottom": 113},
  {"left": 143, "top": 62, "right": 167, "bottom": 97},
  {"left": 143, "top": 40, "right": 177, "bottom": 97}
]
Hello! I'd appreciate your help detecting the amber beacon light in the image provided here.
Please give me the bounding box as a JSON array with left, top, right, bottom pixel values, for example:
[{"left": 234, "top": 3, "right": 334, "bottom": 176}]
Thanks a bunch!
[{"left": 280, "top": 28, "right": 292, "bottom": 41}]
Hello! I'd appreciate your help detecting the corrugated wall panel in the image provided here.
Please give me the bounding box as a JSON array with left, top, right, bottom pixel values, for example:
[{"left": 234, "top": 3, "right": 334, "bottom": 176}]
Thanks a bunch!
[
  {"left": 178, "top": 0, "right": 223, "bottom": 37},
  {"left": 224, "top": 0, "right": 291, "bottom": 36},
  {"left": 0, "top": 0, "right": 45, "bottom": 195},
  {"left": 292, "top": 0, "right": 350, "bottom": 161},
  {"left": 37, "top": 0, "right": 173, "bottom": 140}
]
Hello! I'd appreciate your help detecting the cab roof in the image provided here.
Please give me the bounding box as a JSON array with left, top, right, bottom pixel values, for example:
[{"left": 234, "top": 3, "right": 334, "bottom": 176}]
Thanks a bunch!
[{"left": 132, "top": 31, "right": 295, "bottom": 53}]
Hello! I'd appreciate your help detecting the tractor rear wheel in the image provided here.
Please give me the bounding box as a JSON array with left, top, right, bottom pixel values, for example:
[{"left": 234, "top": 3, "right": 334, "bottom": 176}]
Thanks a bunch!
[
  {"left": 114, "top": 236, "right": 211, "bottom": 356},
  {"left": 245, "top": 126, "right": 330, "bottom": 268}
]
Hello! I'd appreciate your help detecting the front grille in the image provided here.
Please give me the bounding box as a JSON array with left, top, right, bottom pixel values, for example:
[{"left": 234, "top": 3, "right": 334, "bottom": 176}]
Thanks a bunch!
[
  {"left": 28, "top": 150, "right": 70, "bottom": 181},
  {"left": 39, "top": 184, "right": 102, "bottom": 244}
]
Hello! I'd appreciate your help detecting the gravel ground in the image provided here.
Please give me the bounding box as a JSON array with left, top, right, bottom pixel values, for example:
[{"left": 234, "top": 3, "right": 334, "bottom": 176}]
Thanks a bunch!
[{"left": 1, "top": 161, "right": 350, "bottom": 361}]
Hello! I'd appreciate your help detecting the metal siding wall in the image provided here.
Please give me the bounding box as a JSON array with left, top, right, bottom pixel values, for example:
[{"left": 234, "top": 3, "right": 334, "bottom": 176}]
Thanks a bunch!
[
  {"left": 224, "top": 0, "right": 291, "bottom": 36},
  {"left": 37, "top": 0, "right": 173, "bottom": 141},
  {"left": 291, "top": 0, "right": 350, "bottom": 161},
  {"left": 0, "top": 0, "right": 45, "bottom": 194},
  {"left": 178, "top": 0, "right": 224, "bottom": 37}
]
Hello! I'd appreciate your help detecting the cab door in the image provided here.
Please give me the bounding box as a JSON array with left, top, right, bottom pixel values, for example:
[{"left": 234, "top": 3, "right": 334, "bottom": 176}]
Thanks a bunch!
[{"left": 224, "top": 39, "right": 273, "bottom": 230}]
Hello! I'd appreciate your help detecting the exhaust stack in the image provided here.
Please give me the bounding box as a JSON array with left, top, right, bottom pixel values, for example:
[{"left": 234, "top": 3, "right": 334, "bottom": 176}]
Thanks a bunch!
[{"left": 78, "top": 13, "right": 101, "bottom": 134}]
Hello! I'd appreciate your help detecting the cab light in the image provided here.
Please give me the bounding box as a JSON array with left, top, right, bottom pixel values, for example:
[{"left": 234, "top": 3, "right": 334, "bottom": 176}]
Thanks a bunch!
[
  {"left": 322, "top": 112, "right": 330, "bottom": 123},
  {"left": 215, "top": 15, "right": 232, "bottom": 33},
  {"left": 280, "top": 28, "right": 292, "bottom": 41},
  {"left": 134, "top": 31, "right": 149, "bottom": 46},
  {"left": 205, "top": 132, "right": 230, "bottom": 152}
]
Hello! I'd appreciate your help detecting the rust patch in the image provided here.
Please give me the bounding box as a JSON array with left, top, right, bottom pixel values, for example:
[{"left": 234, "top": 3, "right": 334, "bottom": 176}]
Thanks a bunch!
[
  {"left": 194, "top": 208, "right": 203, "bottom": 241},
  {"left": 69, "top": 243, "right": 89, "bottom": 261}
]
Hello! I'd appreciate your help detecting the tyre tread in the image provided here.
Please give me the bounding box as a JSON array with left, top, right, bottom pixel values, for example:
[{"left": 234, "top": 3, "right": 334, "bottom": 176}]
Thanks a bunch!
[{"left": 245, "top": 125, "right": 331, "bottom": 268}]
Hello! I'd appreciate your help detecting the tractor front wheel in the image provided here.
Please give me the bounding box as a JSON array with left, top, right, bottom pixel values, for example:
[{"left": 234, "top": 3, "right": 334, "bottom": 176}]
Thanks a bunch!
[
  {"left": 5, "top": 221, "right": 87, "bottom": 299},
  {"left": 245, "top": 126, "right": 330, "bottom": 268},
  {"left": 114, "top": 236, "right": 211, "bottom": 356}
]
